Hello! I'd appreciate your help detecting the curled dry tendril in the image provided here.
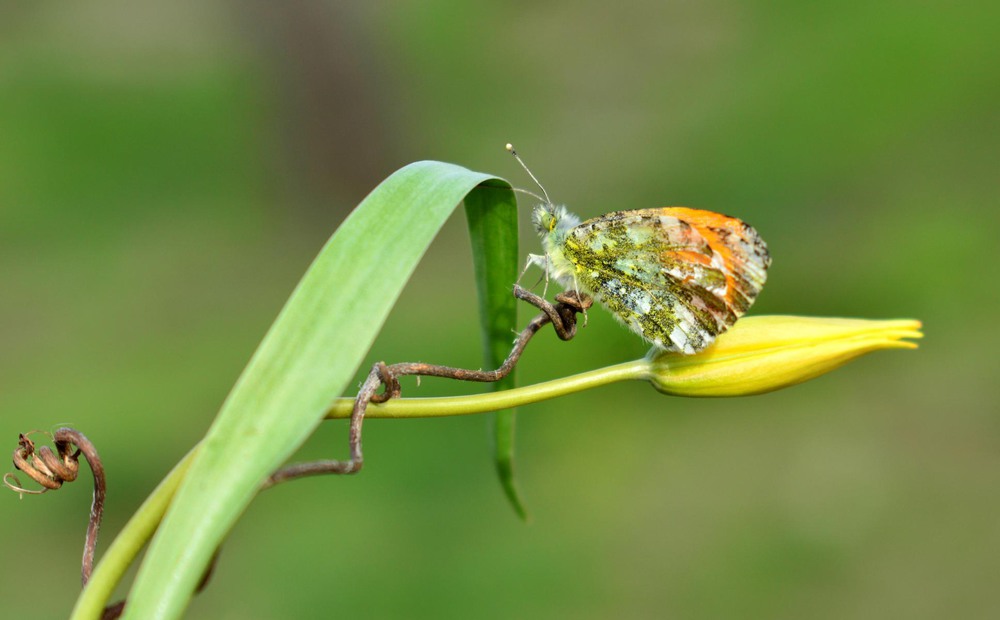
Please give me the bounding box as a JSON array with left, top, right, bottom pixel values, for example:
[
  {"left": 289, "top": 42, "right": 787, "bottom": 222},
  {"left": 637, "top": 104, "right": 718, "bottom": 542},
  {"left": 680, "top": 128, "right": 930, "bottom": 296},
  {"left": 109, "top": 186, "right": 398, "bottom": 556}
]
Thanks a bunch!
[{"left": 5, "top": 428, "right": 105, "bottom": 587}]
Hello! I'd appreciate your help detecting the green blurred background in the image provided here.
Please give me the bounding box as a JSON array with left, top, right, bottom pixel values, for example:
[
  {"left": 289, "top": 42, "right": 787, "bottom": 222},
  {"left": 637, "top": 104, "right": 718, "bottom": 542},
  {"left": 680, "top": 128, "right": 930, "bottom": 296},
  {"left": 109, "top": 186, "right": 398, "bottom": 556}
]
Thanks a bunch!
[{"left": 2, "top": 2, "right": 997, "bottom": 618}]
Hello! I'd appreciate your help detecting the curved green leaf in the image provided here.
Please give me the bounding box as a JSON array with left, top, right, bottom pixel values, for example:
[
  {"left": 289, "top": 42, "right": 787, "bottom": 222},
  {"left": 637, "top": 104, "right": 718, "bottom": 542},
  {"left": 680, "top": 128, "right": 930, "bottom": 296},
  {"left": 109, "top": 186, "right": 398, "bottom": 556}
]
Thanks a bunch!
[
  {"left": 463, "top": 184, "right": 528, "bottom": 519},
  {"left": 122, "top": 161, "right": 513, "bottom": 619}
]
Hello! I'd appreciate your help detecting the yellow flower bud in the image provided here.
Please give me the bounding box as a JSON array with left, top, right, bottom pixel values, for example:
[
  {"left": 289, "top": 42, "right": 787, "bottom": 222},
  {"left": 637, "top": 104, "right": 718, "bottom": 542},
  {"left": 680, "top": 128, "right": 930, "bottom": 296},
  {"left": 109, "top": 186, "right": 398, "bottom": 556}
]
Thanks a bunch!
[{"left": 646, "top": 316, "right": 922, "bottom": 397}]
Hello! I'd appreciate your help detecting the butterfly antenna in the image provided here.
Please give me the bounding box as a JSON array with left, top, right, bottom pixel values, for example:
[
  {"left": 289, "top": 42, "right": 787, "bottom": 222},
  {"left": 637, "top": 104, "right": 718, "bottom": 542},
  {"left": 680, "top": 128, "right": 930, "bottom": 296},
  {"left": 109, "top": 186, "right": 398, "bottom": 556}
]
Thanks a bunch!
[
  {"left": 512, "top": 187, "right": 547, "bottom": 203},
  {"left": 506, "top": 143, "right": 552, "bottom": 204}
]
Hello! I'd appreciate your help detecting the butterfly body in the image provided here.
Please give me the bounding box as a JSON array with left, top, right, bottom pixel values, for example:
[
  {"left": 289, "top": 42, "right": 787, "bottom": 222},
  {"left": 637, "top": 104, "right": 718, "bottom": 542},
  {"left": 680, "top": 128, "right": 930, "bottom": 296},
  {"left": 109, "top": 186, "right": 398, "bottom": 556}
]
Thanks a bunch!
[{"left": 530, "top": 203, "right": 770, "bottom": 354}]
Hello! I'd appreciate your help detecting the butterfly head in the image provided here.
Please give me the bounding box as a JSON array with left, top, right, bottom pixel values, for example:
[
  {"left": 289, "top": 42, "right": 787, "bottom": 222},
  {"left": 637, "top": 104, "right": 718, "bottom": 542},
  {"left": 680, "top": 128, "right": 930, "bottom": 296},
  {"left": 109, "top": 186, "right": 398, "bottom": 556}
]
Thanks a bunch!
[{"left": 532, "top": 202, "right": 580, "bottom": 240}]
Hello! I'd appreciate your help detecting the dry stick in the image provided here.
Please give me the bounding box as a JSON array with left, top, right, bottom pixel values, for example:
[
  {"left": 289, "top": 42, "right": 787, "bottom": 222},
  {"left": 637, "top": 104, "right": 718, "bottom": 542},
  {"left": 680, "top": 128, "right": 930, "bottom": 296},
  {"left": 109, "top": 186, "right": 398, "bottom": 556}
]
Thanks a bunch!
[
  {"left": 265, "top": 284, "right": 591, "bottom": 486},
  {"left": 6, "top": 428, "right": 105, "bottom": 586},
  {"left": 68, "top": 431, "right": 105, "bottom": 588}
]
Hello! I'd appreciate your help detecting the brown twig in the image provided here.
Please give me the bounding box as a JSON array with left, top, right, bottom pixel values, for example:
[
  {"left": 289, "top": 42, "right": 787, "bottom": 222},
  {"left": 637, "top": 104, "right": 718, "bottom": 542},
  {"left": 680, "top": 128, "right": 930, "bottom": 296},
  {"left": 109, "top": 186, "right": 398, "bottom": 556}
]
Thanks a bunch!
[{"left": 265, "top": 284, "right": 591, "bottom": 486}]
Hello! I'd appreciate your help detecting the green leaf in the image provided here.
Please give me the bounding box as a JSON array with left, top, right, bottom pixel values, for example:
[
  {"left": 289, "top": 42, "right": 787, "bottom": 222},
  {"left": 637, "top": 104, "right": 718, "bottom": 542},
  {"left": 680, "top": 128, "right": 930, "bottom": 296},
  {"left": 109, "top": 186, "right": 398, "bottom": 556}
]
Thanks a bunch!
[
  {"left": 463, "top": 183, "right": 528, "bottom": 519},
  {"left": 122, "top": 161, "right": 513, "bottom": 619}
]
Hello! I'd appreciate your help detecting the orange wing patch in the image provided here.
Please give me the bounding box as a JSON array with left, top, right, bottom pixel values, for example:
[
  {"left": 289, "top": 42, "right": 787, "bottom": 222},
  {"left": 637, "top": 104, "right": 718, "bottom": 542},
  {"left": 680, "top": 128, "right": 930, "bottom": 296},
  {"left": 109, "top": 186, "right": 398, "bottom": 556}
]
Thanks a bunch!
[{"left": 659, "top": 207, "right": 769, "bottom": 313}]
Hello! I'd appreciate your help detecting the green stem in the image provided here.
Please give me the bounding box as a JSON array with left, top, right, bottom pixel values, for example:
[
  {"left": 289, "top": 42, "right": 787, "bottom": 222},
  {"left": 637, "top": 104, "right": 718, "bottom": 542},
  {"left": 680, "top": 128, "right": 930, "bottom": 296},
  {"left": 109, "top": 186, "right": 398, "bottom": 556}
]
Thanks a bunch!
[
  {"left": 71, "top": 449, "right": 198, "bottom": 620},
  {"left": 70, "top": 359, "right": 650, "bottom": 618},
  {"left": 326, "top": 359, "right": 650, "bottom": 419}
]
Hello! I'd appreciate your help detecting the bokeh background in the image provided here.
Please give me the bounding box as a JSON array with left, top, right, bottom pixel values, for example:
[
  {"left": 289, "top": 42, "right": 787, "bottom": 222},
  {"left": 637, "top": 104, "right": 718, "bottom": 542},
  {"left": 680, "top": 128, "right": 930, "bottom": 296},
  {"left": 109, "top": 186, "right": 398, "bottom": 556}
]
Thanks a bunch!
[{"left": 2, "top": 2, "right": 998, "bottom": 618}]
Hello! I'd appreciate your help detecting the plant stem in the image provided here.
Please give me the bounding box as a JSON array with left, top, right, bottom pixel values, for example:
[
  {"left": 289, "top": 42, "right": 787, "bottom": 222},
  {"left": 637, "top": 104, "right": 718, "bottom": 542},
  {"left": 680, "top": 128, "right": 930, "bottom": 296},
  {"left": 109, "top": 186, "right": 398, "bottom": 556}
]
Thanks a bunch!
[
  {"left": 71, "top": 449, "right": 198, "bottom": 620},
  {"left": 325, "top": 358, "right": 651, "bottom": 419}
]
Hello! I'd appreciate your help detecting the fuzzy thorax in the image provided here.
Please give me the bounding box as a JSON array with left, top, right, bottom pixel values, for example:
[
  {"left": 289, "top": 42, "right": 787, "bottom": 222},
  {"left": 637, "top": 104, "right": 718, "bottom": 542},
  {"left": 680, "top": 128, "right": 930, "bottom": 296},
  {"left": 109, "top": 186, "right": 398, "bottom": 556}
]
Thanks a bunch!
[{"left": 532, "top": 203, "right": 582, "bottom": 289}]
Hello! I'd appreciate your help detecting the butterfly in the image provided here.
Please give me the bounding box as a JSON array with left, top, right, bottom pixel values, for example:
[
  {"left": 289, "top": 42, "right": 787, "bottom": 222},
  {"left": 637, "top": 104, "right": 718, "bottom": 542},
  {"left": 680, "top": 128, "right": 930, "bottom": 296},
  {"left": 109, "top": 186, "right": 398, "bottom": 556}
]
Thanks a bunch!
[{"left": 508, "top": 144, "right": 771, "bottom": 354}]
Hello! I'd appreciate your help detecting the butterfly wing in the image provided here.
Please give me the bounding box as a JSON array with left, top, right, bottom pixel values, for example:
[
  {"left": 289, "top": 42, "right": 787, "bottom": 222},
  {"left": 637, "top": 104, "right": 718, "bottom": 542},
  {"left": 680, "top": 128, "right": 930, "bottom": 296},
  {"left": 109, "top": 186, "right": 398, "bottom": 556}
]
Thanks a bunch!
[{"left": 562, "top": 207, "right": 770, "bottom": 353}]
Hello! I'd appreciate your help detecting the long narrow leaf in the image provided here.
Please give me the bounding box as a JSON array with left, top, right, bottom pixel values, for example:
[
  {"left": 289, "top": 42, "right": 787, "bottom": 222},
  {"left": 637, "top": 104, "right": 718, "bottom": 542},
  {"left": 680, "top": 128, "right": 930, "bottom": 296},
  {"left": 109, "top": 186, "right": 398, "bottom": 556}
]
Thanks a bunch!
[
  {"left": 123, "top": 161, "right": 512, "bottom": 619},
  {"left": 463, "top": 183, "right": 527, "bottom": 519}
]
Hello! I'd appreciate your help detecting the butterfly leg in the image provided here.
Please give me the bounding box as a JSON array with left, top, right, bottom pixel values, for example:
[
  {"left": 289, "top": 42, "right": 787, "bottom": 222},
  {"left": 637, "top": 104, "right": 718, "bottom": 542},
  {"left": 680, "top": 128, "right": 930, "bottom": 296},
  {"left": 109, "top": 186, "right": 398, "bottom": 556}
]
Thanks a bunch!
[
  {"left": 517, "top": 253, "right": 542, "bottom": 284},
  {"left": 571, "top": 273, "right": 588, "bottom": 327},
  {"left": 517, "top": 253, "right": 550, "bottom": 296},
  {"left": 541, "top": 254, "right": 551, "bottom": 299}
]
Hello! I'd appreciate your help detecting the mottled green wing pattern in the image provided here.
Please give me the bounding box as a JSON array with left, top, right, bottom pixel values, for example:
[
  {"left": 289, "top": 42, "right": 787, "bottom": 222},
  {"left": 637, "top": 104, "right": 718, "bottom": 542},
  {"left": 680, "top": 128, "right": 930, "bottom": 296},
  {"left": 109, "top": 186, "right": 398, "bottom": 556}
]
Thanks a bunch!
[{"left": 563, "top": 207, "right": 770, "bottom": 353}]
